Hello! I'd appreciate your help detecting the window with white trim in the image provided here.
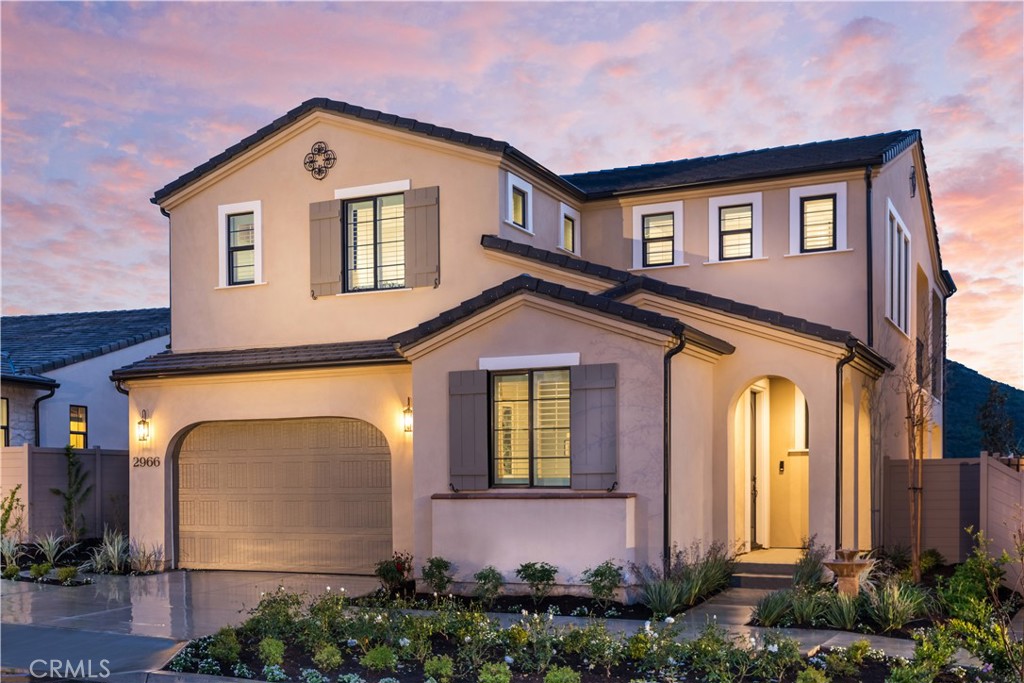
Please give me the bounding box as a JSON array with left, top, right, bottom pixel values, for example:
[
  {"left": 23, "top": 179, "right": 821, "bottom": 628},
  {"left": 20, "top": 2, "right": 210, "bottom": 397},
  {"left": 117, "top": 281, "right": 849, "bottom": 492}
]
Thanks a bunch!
[
  {"left": 631, "top": 201, "right": 684, "bottom": 269},
  {"left": 559, "top": 203, "right": 581, "bottom": 254},
  {"left": 707, "top": 192, "right": 762, "bottom": 262},
  {"left": 343, "top": 193, "right": 405, "bottom": 291},
  {"left": 885, "top": 200, "right": 911, "bottom": 334},
  {"left": 788, "top": 182, "right": 848, "bottom": 254},
  {"left": 217, "top": 200, "right": 263, "bottom": 287},
  {"left": 506, "top": 172, "right": 533, "bottom": 233}
]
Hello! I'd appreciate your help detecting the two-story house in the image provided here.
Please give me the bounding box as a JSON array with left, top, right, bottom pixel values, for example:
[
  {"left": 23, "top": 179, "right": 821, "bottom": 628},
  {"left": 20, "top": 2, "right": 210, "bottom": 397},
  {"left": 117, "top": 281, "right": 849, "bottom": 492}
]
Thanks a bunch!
[{"left": 112, "top": 99, "right": 953, "bottom": 580}]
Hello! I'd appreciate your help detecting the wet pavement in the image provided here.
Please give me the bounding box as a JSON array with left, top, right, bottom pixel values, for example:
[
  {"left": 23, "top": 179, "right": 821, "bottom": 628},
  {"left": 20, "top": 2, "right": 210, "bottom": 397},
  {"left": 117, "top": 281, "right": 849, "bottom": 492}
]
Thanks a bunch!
[{"left": 1, "top": 571, "right": 378, "bottom": 676}]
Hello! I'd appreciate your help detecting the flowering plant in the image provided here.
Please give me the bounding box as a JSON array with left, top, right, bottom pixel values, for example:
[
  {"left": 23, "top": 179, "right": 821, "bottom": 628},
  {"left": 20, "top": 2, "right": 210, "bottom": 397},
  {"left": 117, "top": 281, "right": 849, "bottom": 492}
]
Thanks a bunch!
[{"left": 374, "top": 551, "right": 414, "bottom": 595}]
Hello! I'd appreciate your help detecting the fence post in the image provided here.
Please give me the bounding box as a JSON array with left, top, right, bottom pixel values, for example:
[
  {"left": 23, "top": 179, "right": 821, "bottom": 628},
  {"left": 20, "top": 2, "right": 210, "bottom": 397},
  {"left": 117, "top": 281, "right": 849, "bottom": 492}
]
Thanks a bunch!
[
  {"left": 979, "top": 452, "right": 989, "bottom": 540},
  {"left": 94, "top": 447, "right": 103, "bottom": 536}
]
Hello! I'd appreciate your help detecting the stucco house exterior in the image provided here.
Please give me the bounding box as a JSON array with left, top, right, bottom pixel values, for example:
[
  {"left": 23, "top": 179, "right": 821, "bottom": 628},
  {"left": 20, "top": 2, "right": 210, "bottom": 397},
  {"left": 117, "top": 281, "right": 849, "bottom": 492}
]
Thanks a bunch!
[
  {"left": 2, "top": 309, "right": 170, "bottom": 449},
  {"left": 112, "top": 99, "right": 954, "bottom": 581}
]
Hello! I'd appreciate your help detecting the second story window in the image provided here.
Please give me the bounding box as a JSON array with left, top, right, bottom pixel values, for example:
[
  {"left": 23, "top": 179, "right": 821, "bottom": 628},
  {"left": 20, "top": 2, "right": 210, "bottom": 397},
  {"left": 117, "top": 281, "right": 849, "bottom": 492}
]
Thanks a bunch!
[
  {"left": 719, "top": 204, "right": 753, "bottom": 260},
  {"left": 505, "top": 172, "right": 533, "bottom": 233},
  {"left": 512, "top": 188, "right": 528, "bottom": 229},
  {"left": 227, "top": 212, "right": 255, "bottom": 285},
  {"left": 559, "top": 203, "right": 581, "bottom": 255},
  {"left": 69, "top": 405, "right": 87, "bottom": 449},
  {"left": 642, "top": 213, "right": 675, "bottom": 266},
  {"left": 885, "top": 200, "right": 911, "bottom": 335},
  {"left": 344, "top": 193, "right": 405, "bottom": 292},
  {"left": 1, "top": 398, "right": 8, "bottom": 447},
  {"left": 800, "top": 195, "right": 837, "bottom": 252}
]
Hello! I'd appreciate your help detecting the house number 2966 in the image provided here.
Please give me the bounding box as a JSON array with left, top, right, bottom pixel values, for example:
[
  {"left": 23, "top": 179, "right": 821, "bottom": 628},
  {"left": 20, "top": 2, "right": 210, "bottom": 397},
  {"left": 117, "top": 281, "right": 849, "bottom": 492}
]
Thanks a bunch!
[{"left": 133, "top": 457, "right": 161, "bottom": 467}]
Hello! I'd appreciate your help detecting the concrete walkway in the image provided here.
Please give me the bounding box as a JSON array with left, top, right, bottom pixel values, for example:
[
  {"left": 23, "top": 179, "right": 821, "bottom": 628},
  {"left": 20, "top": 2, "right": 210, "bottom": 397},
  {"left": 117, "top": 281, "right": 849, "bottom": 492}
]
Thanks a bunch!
[{"left": 1, "top": 571, "right": 971, "bottom": 680}]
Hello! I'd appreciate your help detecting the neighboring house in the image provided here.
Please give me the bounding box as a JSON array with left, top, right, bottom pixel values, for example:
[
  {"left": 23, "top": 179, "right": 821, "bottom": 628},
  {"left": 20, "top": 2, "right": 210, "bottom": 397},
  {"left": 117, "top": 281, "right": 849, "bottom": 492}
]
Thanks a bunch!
[
  {"left": 2, "top": 309, "right": 170, "bottom": 449},
  {"left": 112, "top": 99, "right": 953, "bottom": 580}
]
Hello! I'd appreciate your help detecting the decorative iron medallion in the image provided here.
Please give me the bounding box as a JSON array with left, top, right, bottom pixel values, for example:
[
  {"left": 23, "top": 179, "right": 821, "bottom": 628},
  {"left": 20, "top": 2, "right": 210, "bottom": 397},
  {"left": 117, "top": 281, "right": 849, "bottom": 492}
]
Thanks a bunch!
[{"left": 303, "top": 141, "right": 336, "bottom": 180}]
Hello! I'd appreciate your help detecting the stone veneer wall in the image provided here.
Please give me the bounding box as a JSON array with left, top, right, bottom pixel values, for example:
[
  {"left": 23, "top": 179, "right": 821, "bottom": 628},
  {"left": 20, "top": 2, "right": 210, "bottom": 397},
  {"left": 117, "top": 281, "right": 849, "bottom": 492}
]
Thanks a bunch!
[{"left": 2, "top": 384, "right": 41, "bottom": 446}]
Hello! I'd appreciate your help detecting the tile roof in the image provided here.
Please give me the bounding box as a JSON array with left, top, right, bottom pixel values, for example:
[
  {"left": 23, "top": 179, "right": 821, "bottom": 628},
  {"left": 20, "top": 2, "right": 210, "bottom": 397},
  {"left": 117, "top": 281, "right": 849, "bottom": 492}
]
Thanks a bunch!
[
  {"left": 561, "top": 131, "right": 921, "bottom": 197},
  {"left": 480, "top": 235, "right": 860, "bottom": 346},
  {"left": 389, "top": 273, "right": 734, "bottom": 355},
  {"left": 111, "top": 340, "right": 404, "bottom": 381},
  {"left": 1, "top": 308, "right": 170, "bottom": 378}
]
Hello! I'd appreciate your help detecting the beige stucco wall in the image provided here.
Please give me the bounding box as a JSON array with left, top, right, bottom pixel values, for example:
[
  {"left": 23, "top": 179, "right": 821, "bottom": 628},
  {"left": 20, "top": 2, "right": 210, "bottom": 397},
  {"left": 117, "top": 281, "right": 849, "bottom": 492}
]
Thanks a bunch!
[
  {"left": 124, "top": 364, "right": 412, "bottom": 564},
  {"left": 406, "top": 294, "right": 671, "bottom": 579}
]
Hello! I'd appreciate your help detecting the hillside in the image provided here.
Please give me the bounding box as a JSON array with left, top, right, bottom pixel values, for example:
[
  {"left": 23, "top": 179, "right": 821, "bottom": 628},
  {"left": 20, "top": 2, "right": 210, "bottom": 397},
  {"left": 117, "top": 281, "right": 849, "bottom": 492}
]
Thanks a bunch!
[{"left": 944, "top": 360, "right": 1024, "bottom": 458}]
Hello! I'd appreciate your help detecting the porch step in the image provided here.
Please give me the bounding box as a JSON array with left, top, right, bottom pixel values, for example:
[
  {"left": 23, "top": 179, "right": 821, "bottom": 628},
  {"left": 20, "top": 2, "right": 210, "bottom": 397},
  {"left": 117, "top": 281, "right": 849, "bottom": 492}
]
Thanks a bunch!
[
  {"left": 730, "top": 572, "right": 793, "bottom": 590},
  {"left": 733, "top": 561, "right": 795, "bottom": 576}
]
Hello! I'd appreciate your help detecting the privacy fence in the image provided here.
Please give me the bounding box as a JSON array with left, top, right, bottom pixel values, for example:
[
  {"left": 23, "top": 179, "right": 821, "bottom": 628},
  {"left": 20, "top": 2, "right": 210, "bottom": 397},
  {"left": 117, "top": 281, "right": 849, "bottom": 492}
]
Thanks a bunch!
[
  {"left": 0, "top": 445, "right": 129, "bottom": 539},
  {"left": 885, "top": 453, "right": 1024, "bottom": 587}
]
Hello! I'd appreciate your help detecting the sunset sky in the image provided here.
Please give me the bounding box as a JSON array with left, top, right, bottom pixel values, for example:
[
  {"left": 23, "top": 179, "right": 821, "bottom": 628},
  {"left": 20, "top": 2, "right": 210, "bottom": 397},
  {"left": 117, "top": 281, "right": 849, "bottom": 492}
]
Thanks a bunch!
[{"left": 1, "top": 2, "right": 1021, "bottom": 388}]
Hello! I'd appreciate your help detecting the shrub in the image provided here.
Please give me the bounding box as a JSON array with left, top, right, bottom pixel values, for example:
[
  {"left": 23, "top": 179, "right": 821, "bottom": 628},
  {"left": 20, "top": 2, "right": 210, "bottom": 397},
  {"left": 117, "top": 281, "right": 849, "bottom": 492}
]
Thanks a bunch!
[
  {"left": 49, "top": 445, "right": 93, "bottom": 542},
  {"left": 635, "top": 575, "right": 684, "bottom": 617},
  {"left": 919, "top": 548, "right": 946, "bottom": 575},
  {"left": 0, "top": 536, "right": 22, "bottom": 569},
  {"left": 128, "top": 538, "right": 163, "bottom": 573},
  {"left": 0, "top": 484, "right": 25, "bottom": 539},
  {"left": 751, "top": 589, "right": 793, "bottom": 627},
  {"left": 336, "top": 675, "right": 366, "bottom": 683},
  {"left": 423, "top": 655, "right": 454, "bottom": 683},
  {"left": 258, "top": 637, "right": 286, "bottom": 666},
  {"left": 360, "top": 644, "right": 397, "bottom": 672},
  {"left": 864, "top": 578, "right": 928, "bottom": 633},
  {"left": 262, "top": 664, "right": 288, "bottom": 682},
  {"left": 580, "top": 560, "right": 623, "bottom": 608},
  {"left": 30, "top": 562, "right": 52, "bottom": 580},
  {"left": 34, "top": 532, "right": 74, "bottom": 567},
  {"left": 679, "top": 621, "right": 752, "bottom": 682},
  {"left": 477, "top": 661, "right": 512, "bottom": 683},
  {"left": 795, "top": 667, "right": 829, "bottom": 683},
  {"left": 312, "top": 643, "right": 342, "bottom": 671},
  {"left": 244, "top": 589, "right": 304, "bottom": 640},
  {"left": 543, "top": 665, "right": 580, "bottom": 683},
  {"left": 515, "top": 561, "right": 558, "bottom": 605},
  {"left": 374, "top": 551, "right": 413, "bottom": 595},
  {"left": 793, "top": 535, "right": 831, "bottom": 588},
  {"left": 422, "top": 556, "right": 454, "bottom": 595},
  {"left": 197, "top": 658, "right": 221, "bottom": 675},
  {"left": 88, "top": 528, "right": 129, "bottom": 574},
  {"left": 3, "top": 564, "right": 19, "bottom": 580},
  {"left": 473, "top": 566, "right": 504, "bottom": 607},
  {"left": 231, "top": 662, "right": 255, "bottom": 679},
  {"left": 937, "top": 539, "right": 1001, "bottom": 621},
  {"left": 821, "top": 590, "right": 860, "bottom": 631},
  {"left": 751, "top": 632, "right": 802, "bottom": 681},
  {"left": 56, "top": 566, "right": 79, "bottom": 585},
  {"left": 299, "top": 669, "right": 329, "bottom": 683},
  {"left": 206, "top": 627, "right": 241, "bottom": 665},
  {"left": 791, "top": 588, "right": 825, "bottom": 626}
]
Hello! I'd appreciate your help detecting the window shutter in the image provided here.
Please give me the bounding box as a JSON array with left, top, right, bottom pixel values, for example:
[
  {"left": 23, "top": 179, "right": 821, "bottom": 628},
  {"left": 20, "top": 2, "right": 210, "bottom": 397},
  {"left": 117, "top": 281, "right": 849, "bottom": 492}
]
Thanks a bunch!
[
  {"left": 448, "top": 369, "right": 489, "bottom": 490},
  {"left": 403, "top": 186, "right": 440, "bottom": 288},
  {"left": 570, "top": 363, "right": 618, "bottom": 490},
  {"left": 310, "top": 199, "right": 342, "bottom": 297}
]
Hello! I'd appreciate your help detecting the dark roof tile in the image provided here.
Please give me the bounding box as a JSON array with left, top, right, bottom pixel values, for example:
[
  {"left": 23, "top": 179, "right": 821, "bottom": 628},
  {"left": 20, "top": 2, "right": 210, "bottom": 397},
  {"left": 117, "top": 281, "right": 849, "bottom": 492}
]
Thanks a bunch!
[
  {"left": 2, "top": 308, "right": 170, "bottom": 376},
  {"left": 112, "top": 339, "right": 403, "bottom": 381}
]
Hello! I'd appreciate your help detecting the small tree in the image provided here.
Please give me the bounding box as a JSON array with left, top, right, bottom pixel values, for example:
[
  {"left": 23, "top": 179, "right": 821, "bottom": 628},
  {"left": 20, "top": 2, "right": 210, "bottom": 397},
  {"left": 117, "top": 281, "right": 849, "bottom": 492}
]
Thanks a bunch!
[
  {"left": 50, "top": 445, "right": 94, "bottom": 542},
  {"left": 978, "top": 383, "right": 1016, "bottom": 456}
]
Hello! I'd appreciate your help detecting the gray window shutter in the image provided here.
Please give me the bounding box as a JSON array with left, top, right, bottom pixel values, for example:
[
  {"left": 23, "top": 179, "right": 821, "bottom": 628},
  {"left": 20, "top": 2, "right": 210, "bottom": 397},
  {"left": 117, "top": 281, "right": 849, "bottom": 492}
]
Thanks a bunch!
[
  {"left": 570, "top": 364, "right": 618, "bottom": 490},
  {"left": 404, "top": 186, "right": 440, "bottom": 288},
  {"left": 310, "top": 199, "right": 342, "bottom": 298},
  {"left": 449, "top": 369, "right": 488, "bottom": 490}
]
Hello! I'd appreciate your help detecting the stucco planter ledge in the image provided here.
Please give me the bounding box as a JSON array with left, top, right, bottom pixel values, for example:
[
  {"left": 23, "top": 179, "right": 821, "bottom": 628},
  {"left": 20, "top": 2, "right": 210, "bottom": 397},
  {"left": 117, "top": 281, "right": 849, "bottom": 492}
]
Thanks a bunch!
[{"left": 430, "top": 491, "right": 637, "bottom": 582}]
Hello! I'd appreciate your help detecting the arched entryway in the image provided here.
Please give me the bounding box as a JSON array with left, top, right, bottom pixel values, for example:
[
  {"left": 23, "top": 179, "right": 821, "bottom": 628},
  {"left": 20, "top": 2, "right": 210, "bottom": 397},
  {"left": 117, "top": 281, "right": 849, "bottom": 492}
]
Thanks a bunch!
[
  {"left": 175, "top": 417, "right": 392, "bottom": 574},
  {"left": 734, "top": 377, "right": 811, "bottom": 550}
]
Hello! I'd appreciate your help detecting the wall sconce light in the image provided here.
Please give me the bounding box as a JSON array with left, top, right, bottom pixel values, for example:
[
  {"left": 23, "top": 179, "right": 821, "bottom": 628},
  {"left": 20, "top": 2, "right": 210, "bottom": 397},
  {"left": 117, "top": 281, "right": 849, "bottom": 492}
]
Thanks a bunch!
[
  {"left": 909, "top": 165, "right": 917, "bottom": 198},
  {"left": 136, "top": 409, "right": 151, "bottom": 442},
  {"left": 403, "top": 397, "right": 413, "bottom": 433}
]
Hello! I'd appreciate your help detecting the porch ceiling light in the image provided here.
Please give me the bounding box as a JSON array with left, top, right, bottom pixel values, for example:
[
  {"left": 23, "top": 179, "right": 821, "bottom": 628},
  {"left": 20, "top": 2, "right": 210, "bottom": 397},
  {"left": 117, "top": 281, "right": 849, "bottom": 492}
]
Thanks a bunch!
[
  {"left": 137, "top": 409, "right": 150, "bottom": 442},
  {"left": 403, "top": 397, "right": 413, "bottom": 433}
]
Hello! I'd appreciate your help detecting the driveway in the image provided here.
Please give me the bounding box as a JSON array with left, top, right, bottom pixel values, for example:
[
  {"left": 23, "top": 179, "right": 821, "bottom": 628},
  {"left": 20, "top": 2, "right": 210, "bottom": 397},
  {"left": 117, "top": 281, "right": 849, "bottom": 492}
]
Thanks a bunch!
[{"left": 1, "top": 571, "right": 378, "bottom": 677}]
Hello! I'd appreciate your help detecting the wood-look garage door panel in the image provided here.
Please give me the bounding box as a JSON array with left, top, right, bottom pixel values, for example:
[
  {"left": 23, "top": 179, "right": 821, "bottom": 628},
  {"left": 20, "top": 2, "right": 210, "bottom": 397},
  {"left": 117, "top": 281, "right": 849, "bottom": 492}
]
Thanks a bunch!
[{"left": 178, "top": 418, "right": 392, "bottom": 574}]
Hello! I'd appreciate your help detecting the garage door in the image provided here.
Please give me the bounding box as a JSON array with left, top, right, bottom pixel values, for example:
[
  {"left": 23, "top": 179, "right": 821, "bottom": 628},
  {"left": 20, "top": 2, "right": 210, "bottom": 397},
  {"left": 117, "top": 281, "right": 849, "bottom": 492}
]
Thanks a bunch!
[{"left": 177, "top": 417, "right": 392, "bottom": 573}]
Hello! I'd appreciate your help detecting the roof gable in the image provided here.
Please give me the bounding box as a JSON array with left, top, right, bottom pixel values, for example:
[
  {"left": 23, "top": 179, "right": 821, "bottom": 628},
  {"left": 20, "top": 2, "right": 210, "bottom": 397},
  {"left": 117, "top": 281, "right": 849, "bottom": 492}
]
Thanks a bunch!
[{"left": 2, "top": 308, "right": 170, "bottom": 376}]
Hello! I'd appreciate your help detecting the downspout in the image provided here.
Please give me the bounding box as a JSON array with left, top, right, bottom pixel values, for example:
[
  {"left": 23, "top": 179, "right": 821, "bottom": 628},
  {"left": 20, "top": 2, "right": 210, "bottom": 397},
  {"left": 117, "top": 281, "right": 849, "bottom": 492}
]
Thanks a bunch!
[
  {"left": 864, "top": 166, "right": 874, "bottom": 347},
  {"left": 114, "top": 379, "right": 130, "bottom": 396},
  {"left": 32, "top": 385, "right": 58, "bottom": 447},
  {"left": 835, "top": 341, "right": 857, "bottom": 550},
  {"left": 663, "top": 333, "right": 687, "bottom": 574},
  {"left": 161, "top": 206, "right": 172, "bottom": 350}
]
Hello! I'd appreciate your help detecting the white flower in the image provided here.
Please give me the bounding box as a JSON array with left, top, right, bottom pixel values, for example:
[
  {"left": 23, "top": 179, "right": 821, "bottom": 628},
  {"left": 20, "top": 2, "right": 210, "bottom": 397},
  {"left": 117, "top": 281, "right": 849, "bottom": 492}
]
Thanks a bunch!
[
  {"left": 664, "top": 616, "right": 675, "bottom": 624},
  {"left": 521, "top": 609, "right": 529, "bottom": 616},
  {"left": 260, "top": 592, "right": 265, "bottom": 597},
  {"left": 326, "top": 586, "right": 331, "bottom": 592},
  {"left": 399, "top": 637, "right": 410, "bottom": 647},
  {"left": 644, "top": 621, "right": 652, "bottom": 632},
  {"left": 464, "top": 636, "right": 471, "bottom": 643},
  {"left": 347, "top": 639, "right": 358, "bottom": 647},
  {"left": 504, "top": 656, "right": 513, "bottom": 665},
  {"left": 340, "top": 587, "right": 346, "bottom": 592},
  {"left": 767, "top": 644, "right": 778, "bottom": 653},
  {"left": 375, "top": 615, "right": 383, "bottom": 623},
  {"left": 548, "top": 613, "right": 553, "bottom": 621},
  {"left": 433, "top": 592, "right": 438, "bottom": 598}
]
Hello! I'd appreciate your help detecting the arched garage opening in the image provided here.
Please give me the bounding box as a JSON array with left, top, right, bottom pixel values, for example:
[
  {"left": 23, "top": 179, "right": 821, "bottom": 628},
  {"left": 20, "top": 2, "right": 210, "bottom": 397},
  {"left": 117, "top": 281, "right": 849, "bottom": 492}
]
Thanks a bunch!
[{"left": 175, "top": 417, "right": 392, "bottom": 574}]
